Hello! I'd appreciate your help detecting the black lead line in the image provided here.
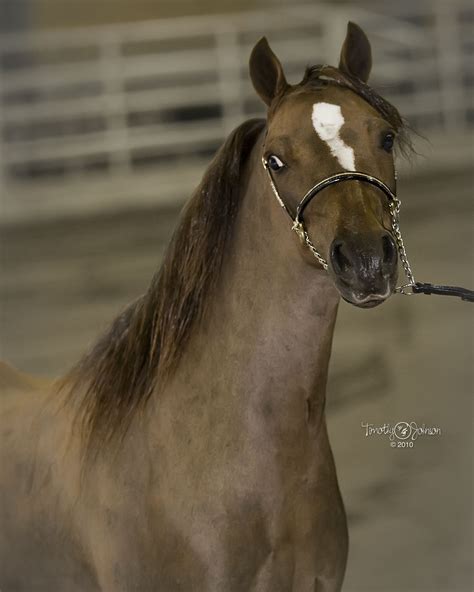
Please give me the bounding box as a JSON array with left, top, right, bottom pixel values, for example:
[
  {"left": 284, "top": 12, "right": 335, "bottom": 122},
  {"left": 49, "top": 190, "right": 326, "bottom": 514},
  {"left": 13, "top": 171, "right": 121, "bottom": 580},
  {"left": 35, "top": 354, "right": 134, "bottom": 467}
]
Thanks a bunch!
[{"left": 411, "top": 282, "right": 474, "bottom": 302}]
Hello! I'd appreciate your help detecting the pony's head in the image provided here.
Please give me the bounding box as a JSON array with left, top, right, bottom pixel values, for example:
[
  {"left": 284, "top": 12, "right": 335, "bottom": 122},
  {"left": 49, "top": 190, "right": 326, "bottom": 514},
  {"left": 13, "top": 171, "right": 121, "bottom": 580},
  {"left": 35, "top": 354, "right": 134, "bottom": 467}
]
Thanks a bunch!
[{"left": 250, "top": 22, "right": 411, "bottom": 307}]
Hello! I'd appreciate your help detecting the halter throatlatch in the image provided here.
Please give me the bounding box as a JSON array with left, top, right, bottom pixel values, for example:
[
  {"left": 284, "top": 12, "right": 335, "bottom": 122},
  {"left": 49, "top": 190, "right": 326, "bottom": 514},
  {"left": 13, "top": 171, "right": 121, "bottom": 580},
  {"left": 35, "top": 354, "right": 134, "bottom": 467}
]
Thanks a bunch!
[{"left": 262, "top": 157, "right": 474, "bottom": 302}]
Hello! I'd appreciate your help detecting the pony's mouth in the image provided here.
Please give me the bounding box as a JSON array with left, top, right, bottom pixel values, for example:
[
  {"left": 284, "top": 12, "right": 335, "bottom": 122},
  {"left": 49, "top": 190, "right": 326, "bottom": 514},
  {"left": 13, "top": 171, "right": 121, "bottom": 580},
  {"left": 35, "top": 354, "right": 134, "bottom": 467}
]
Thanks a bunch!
[
  {"left": 338, "top": 283, "right": 394, "bottom": 308},
  {"left": 342, "top": 295, "right": 386, "bottom": 308}
]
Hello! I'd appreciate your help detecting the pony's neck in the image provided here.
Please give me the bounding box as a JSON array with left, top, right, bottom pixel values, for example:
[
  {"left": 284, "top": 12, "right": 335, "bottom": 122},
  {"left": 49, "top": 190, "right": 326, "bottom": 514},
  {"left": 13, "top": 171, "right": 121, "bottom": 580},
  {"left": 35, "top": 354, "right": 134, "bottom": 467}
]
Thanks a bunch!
[{"left": 193, "top": 131, "right": 340, "bottom": 428}]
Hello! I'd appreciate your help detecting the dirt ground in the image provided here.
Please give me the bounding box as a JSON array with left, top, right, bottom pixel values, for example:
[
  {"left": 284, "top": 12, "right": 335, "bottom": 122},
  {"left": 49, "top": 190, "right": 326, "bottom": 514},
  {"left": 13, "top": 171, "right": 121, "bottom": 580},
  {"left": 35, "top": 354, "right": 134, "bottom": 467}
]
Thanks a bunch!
[{"left": 0, "top": 167, "right": 472, "bottom": 591}]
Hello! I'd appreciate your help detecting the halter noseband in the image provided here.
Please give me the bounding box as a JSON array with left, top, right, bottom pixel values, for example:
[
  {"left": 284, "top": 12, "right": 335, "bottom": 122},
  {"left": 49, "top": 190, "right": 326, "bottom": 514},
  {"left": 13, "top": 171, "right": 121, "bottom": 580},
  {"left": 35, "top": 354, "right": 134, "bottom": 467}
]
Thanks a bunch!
[{"left": 261, "top": 155, "right": 416, "bottom": 293}]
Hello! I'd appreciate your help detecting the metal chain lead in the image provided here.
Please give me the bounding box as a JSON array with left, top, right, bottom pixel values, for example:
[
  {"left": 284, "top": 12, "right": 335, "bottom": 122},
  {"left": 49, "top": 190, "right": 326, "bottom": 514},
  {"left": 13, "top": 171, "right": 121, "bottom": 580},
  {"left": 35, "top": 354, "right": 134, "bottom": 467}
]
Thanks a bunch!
[{"left": 389, "top": 199, "right": 416, "bottom": 294}]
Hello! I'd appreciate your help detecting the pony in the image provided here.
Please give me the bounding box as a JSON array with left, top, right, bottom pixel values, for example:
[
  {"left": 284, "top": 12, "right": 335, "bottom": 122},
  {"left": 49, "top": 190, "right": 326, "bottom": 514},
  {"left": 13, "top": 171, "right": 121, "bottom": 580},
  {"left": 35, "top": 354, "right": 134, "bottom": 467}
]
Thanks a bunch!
[{"left": 0, "top": 22, "right": 412, "bottom": 591}]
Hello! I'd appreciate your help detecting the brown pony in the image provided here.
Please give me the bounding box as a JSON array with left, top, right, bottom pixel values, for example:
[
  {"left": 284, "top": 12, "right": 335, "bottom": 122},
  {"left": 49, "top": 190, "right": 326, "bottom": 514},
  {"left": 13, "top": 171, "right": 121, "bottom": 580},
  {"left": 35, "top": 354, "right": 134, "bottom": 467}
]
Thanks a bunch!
[{"left": 0, "top": 23, "right": 412, "bottom": 591}]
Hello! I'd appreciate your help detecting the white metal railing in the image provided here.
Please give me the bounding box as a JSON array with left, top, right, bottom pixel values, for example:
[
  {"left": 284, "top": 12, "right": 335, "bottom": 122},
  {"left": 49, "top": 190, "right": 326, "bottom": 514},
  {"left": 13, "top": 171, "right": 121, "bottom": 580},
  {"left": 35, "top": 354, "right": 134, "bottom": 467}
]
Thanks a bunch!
[{"left": 0, "top": 0, "right": 472, "bottom": 222}]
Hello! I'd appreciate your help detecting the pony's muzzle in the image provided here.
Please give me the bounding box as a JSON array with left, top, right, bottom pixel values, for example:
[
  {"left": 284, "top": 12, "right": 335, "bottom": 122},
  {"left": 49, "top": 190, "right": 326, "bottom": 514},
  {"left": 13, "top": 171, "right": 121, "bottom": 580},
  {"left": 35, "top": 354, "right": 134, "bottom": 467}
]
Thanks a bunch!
[{"left": 329, "top": 232, "right": 398, "bottom": 306}]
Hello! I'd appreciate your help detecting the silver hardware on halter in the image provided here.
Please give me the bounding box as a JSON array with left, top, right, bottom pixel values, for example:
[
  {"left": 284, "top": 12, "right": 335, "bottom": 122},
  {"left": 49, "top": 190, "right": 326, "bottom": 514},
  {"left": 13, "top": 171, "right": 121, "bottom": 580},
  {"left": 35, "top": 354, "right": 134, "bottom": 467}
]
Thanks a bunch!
[
  {"left": 262, "top": 156, "right": 415, "bottom": 293},
  {"left": 389, "top": 199, "right": 415, "bottom": 295}
]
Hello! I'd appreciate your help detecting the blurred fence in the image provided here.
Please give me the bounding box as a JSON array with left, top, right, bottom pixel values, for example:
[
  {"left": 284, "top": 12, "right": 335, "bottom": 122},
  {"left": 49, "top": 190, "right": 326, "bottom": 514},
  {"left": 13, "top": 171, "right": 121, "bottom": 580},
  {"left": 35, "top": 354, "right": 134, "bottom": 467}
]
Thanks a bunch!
[{"left": 0, "top": 0, "right": 472, "bottom": 223}]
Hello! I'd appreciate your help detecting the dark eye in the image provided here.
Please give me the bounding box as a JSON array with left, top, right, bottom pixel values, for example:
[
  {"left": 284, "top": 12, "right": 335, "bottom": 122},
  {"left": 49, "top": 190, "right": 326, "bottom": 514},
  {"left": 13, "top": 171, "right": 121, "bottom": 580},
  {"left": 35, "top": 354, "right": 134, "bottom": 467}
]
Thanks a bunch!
[
  {"left": 267, "top": 155, "right": 285, "bottom": 171},
  {"left": 382, "top": 132, "right": 395, "bottom": 153}
]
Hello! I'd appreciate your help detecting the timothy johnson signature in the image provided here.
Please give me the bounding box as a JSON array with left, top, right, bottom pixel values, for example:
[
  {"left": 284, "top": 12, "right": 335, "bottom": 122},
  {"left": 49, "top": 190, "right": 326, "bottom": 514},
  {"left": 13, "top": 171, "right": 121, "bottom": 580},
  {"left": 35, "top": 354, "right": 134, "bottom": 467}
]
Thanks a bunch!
[{"left": 361, "top": 421, "right": 442, "bottom": 447}]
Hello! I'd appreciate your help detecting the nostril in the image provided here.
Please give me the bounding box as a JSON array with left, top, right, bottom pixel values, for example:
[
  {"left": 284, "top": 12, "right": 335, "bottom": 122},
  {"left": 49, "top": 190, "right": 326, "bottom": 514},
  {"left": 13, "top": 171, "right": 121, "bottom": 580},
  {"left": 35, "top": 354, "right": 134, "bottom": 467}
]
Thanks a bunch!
[
  {"left": 330, "top": 240, "right": 351, "bottom": 275},
  {"left": 382, "top": 234, "right": 397, "bottom": 265}
]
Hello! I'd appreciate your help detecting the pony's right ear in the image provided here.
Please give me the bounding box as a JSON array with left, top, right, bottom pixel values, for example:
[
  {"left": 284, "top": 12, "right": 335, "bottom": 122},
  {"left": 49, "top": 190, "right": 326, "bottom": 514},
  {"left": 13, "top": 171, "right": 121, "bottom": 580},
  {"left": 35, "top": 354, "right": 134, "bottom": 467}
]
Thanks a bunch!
[
  {"left": 339, "top": 22, "right": 372, "bottom": 82},
  {"left": 249, "top": 37, "right": 288, "bottom": 107}
]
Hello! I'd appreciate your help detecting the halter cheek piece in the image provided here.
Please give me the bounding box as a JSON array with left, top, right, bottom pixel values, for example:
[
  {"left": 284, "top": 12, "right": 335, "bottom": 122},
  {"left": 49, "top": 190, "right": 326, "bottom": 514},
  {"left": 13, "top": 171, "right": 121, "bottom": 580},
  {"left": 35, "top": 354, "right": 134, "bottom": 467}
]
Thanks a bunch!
[{"left": 261, "top": 155, "right": 416, "bottom": 294}]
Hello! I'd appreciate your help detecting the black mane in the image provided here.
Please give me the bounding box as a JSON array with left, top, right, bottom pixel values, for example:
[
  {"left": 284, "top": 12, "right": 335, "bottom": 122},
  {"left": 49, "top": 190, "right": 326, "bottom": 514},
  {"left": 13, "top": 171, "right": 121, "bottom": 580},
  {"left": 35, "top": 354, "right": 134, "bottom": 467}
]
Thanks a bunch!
[{"left": 63, "top": 118, "right": 266, "bottom": 455}]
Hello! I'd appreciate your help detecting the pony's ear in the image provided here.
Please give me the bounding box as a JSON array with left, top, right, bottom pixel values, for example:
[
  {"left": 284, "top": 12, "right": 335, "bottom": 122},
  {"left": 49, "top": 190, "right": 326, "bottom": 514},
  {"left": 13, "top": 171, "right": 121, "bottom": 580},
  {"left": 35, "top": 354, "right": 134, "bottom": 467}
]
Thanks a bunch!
[
  {"left": 338, "top": 22, "right": 372, "bottom": 83},
  {"left": 249, "top": 37, "right": 288, "bottom": 107}
]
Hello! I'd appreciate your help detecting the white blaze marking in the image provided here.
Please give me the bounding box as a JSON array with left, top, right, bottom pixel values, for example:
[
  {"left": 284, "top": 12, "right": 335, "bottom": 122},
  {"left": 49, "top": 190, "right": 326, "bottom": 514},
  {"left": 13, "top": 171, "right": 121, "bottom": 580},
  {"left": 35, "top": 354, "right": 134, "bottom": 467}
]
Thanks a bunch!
[{"left": 311, "top": 102, "right": 355, "bottom": 171}]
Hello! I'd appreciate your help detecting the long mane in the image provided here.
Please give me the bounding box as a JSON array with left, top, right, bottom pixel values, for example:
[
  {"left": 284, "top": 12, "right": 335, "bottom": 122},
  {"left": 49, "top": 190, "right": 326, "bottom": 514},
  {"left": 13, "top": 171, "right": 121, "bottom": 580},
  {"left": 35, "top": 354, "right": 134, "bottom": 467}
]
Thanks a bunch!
[{"left": 63, "top": 118, "right": 265, "bottom": 454}]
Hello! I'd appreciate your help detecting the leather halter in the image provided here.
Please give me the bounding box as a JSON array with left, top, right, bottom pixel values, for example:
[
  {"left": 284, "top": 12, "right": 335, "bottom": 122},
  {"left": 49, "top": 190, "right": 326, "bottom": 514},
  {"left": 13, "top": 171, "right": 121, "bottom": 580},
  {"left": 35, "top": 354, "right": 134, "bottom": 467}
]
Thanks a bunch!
[
  {"left": 261, "top": 156, "right": 400, "bottom": 271},
  {"left": 261, "top": 146, "right": 474, "bottom": 302}
]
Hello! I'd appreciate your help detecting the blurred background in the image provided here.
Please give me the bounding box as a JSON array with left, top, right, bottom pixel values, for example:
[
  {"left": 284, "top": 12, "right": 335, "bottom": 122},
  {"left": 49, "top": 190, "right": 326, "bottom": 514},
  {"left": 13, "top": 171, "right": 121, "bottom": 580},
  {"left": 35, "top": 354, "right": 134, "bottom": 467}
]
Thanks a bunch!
[{"left": 0, "top": 0, "right": 472, "bottom": 590}]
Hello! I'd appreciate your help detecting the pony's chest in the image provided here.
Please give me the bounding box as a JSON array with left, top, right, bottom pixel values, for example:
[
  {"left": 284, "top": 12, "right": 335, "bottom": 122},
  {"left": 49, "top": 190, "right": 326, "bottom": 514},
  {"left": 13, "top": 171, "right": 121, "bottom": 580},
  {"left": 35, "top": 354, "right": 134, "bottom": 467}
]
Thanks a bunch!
[
  {"left": 158, "top": 473, "right": 347, "bottom": 591},
  {"left": 225, "top": 485, "right": 347, "bottom": 588}
]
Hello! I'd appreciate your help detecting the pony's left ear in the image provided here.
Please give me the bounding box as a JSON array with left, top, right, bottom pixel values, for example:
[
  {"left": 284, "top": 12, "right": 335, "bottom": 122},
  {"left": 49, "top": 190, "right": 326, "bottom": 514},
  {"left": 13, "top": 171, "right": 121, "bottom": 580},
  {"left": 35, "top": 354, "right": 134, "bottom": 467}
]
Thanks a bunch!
[{"left": 338, "top": 22, "right": 372, "bottom": 83}]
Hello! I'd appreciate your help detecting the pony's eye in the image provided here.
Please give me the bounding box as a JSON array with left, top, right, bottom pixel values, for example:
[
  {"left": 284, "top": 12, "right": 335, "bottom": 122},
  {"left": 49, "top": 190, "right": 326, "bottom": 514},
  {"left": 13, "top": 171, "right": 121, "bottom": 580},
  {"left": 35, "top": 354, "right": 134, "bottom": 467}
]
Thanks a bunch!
[
  {"left": 382, "top": 132, "right": 395, "bottom": 153},
  {"left": 267, "top": 155, "right": 285, "bottom": 171}
]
